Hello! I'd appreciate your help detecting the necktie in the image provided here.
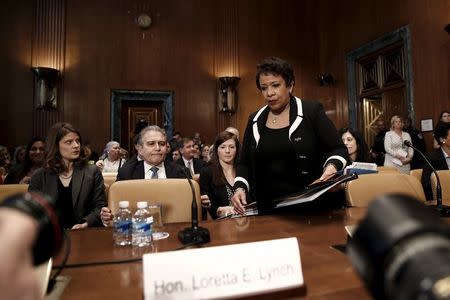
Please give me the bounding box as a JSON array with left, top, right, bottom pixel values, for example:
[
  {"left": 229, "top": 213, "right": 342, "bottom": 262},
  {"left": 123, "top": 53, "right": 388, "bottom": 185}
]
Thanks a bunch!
[
  {"left": 150, "top": 166, "right": 159, "bottom": 179},
  {"left": 187, "top": 161, "right": 193, "bottom": 176}
]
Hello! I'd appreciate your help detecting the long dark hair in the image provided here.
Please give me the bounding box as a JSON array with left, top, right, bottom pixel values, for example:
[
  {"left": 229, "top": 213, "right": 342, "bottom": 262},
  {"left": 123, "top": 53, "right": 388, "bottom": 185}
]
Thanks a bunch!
[
  {"left": 338, "top": 128, "right": 370, "bottom": 163},
  {"left": 211, "top": 131, "right": 240, "bottom": 186},
  {"left": 45, "top": 122, "right": 87, "bottom": 174},
  {"left": 22, "top": 137, "right": 45, "bottom": 174}
]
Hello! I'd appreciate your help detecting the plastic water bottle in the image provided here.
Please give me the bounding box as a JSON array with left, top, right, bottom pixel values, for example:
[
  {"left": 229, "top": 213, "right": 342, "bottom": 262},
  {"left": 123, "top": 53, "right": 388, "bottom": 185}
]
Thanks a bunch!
[
  {"left": 132, "top": 201, "right": 153, "bottom": 247},
  {"left": 113, "top": 201, "right": 132, "bottom": 246}
]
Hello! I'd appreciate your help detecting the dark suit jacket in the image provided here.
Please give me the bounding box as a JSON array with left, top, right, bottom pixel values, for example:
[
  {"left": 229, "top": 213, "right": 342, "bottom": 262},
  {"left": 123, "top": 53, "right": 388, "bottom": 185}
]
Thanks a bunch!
[
  {"left": 29, "top": 164, "right": 106, "bottom": 227},
  {"left": 117, "top": 159, "right": 189, "bottom": 180},
  {"left": 199, "top": 165, "right": 232, "bottom": 219},
  {"left": 421, "top": 148, "right": 449, "bottom": 199},
  {"left": 176, "top": 157, "right": 206, "bottom": 174}
]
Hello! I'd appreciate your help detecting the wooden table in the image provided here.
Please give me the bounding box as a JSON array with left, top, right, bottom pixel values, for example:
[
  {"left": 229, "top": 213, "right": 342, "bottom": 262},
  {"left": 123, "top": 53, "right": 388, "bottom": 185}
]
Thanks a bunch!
[{"left": 56, "top": 208, "right": 371, "bottom": 299}]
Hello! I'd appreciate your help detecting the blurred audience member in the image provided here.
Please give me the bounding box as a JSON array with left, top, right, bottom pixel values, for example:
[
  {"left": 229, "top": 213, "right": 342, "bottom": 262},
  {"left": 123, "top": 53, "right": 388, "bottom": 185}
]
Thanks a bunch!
[
  {"left": 201, "top": 144, "right": 211, "bottom": 163},
  {"left": 0, "top": 146, "right": 12, "bottom": 181},
  {"left": 384, "top": 115, "right": 413, "bottom": 174},
  {"left": 339, "top": 128, "right": 370, "bottom": 163},
  {"left": 12, "top": 145, "right": 26, "bottom": 167},
  {"left": 172, "top": 149, "right": 181, "bottom": 161},
  {"left": 29, "top": 122, "right": 106, "bottom": 229},
  {"left": 200, "top": 131, "right": 239, "bottom": 219},
  {"left": 119, "top": 148, "right": 129, "bottom": 160},
  {"left": 370, "top": 119, "right": 387, "bottom": 166},
  {"left": 193, "top": 143, "right": 200, "bottom": 159},
  {"left": 176, "top": 137, "right": 207, "bottom": 180},
  {"left": 421, "top": 121, "right": 450, "bottom": 199},
  {"left": 193, "top": 132, "right": 203, "bottom": 147},
  {"left": 403, "top": 116, "right": 426, "bottom": 169},
  {"left": 96, "top": 141, "right": 126, "bottom": 173},
  {"left": 433, "top": 111, "right": 450, "bottom": 149},
  {"left": 225, "top": 126, "right": 240, "bottom": 140},
  {"left": 4, "top": 138, "right": 46, "bottom": 184}
]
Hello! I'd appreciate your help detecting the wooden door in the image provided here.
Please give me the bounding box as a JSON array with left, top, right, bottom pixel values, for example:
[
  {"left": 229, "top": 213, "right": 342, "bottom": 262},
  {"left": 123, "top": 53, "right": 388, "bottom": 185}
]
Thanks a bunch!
[{"left": 120, "top": 100, "right": 163, "bottom": 153}]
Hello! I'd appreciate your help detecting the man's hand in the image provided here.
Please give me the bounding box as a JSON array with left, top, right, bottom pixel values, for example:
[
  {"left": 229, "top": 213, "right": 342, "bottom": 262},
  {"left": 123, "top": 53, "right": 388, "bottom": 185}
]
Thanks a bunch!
[
  {"left": 100, "top": 207, "right": 113, "bottom": 227},
  {"left": 71, "top": 222, "right": 88, "bottom": 230},
  {"left": 200, "top": 195, "right": 211, "bottom": 208}
]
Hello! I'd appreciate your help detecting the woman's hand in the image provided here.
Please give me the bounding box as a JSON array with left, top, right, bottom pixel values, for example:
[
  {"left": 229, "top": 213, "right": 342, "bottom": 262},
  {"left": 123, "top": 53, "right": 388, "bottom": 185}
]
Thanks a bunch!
[
  {"left": 216, "top": 206, "right": 235, "bottom": 218},
  {"left": 100, "top": 207, "right": 113, "bottom": 227},
  {"left": 320, "top": 163, "right": 337, "bottom": 181},
  {"left": 231, "top": 188, "right": 247, "bottom": 215},
  {"left": 200, "top": 195, "right": 211, "bottom": 208},
  {"left": 71, "top": 222, "right": 88, "bottom": 230},
  {"left": 95, "top": 160, "right": 104, "bottom": 171}
]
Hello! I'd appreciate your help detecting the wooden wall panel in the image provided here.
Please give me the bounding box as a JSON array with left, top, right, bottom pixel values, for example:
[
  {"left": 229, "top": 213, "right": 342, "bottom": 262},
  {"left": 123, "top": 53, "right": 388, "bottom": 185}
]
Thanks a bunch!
[{"left": 1, "top": 0, "right": 448, "bottom": 154}]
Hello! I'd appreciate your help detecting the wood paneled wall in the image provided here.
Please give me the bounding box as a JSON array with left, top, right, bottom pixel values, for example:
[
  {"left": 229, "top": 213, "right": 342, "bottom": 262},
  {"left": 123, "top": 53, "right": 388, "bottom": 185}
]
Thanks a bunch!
[{"left": 1, "top": 0, "right": 449, "bottom": 153}]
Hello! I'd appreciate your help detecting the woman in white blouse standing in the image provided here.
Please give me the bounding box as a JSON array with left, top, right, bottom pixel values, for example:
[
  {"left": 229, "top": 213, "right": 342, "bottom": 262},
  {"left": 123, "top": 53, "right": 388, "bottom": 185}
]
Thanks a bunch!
[
  {"left": 96, "top": 141, "right": 125, "bottom": 172},
  {"left": 384, "top": 115, "right": 414, "bottom": 174}
]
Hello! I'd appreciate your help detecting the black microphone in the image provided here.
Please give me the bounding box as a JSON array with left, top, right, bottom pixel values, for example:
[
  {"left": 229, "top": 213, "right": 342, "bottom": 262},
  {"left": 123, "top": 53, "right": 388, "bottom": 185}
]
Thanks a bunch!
[
  {"left": 403, "top": 140, "right": 450, "bottom": 217},
  {"left": 178, "top": 168, "right": 210, "bottom": 245}
]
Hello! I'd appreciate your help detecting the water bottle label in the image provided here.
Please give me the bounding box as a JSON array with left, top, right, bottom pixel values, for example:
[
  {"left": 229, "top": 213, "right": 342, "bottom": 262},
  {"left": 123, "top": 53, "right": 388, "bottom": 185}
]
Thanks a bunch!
[
  {"left": 133, "top": 222, "right": 152, "bottom": 233},
  {"left": 114, "top": 221, "right": 132, "bottom": 234}
]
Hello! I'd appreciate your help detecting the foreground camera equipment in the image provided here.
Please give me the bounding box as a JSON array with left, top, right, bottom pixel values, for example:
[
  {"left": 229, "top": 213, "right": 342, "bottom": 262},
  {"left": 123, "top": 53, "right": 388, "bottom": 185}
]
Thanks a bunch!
[{"left": 347, "top": 194, "right": 450, "bottom": 300}]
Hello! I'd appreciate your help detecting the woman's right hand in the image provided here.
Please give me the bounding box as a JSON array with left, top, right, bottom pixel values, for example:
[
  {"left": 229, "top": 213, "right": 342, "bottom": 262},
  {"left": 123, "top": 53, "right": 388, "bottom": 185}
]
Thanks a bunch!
[
  {"left": 231, "top": 188, "right": 247, "bottom": 215},
  {"left": 100, "top": 207, "right": 113, "bottom": 227},
  {"left": 95, "top": 160, "right": 104, "bottom": 170}
]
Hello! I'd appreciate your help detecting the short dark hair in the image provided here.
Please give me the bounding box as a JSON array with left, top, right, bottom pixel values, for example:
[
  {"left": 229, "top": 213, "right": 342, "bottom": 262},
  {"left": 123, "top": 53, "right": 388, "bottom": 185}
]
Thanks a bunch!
[
  {"left": 434, "top": 121, "right": 450, "bottom": 146},
  {"left": 45, "top": 122, "right": 87, "bottom": 174},
  {"left": 439, "top": 110, "right": 450, "bottom": 121},
  {"left": 338, "top": 127, "right": 370, "bottom": 163},
  {"left": 256, "top": 57, "right": 295, "bottom": 90}
]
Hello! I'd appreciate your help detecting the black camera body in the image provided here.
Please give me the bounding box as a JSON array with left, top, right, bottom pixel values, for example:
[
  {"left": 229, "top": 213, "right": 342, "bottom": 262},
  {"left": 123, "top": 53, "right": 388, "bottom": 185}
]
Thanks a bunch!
[{"left": 347, "top": 194, "right": 450, "bottom": 300}]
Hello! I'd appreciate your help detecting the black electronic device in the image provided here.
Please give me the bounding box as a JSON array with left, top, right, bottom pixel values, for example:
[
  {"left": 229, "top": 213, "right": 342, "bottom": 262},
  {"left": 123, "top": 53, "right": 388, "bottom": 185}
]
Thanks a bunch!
[
  {"left": 178, "top": 169, "right": 210, "bottom": 245},
  {"left": 347, "top": 194, "right": 450, "bottom": 300},
  {"left": 403, "top": 140, "right": 450, "bottom": 217}
]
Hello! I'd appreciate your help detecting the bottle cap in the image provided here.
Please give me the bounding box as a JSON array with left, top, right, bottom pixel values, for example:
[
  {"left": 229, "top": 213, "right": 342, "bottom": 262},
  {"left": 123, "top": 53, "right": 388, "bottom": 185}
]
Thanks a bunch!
[
  {"left": 119, "top": 201, "right": 129, "bottom": 208},
  {"left": 137, "top": 201, "right": 148, "bottom": 209}
]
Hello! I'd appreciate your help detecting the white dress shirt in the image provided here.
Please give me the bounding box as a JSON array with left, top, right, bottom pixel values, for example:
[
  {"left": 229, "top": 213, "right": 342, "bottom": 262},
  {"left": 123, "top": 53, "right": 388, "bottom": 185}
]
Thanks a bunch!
[
  {"left": 182, "top": 157, "right": 195, "bottom": 175},
  {"left": 144, "top": 161, "right": 167, "bottom": 179}
]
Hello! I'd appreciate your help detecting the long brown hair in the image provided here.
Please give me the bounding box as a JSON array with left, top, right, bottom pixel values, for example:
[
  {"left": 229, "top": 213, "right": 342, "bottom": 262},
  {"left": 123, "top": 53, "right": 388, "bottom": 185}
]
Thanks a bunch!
[
  {"left": 211, "top": 131, "right": 239, "bottom": 186},
  {"left": 45, "top": 122, "right": 87, "bottom": 174}
]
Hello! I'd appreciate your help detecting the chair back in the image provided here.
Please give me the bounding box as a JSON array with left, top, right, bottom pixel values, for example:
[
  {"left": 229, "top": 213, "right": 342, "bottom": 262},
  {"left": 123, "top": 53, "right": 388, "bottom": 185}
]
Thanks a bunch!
[
  {"left": 431, "top": 170, "right": 450, "bottom": 205},
  {"left": 410, "top": 169, "right": 423, "bottom": 183},
  {"left": 108, "top": 179, "right": 201, "bottom": 224},
  {"left": 346, "top": 173, "right": 425, "bottom": 207},
  {"left": 102, "top": 172, "right": 118, "bottom": 186},
  {"left": 0, "top": 184, "right": 29, "bottom": 203},
  {"left": 377, "top": 166, "right": 399, "bottom": 173}
]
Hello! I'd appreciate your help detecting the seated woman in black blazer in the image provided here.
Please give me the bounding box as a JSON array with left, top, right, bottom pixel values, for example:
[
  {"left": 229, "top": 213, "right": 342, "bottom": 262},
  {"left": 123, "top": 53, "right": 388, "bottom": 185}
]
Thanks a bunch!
[
  {"left": 200, "top": 131, "right": 239, "bottom": 219},
  {"left": 29, "top": 122, "right": 106, "bottom": 229}
]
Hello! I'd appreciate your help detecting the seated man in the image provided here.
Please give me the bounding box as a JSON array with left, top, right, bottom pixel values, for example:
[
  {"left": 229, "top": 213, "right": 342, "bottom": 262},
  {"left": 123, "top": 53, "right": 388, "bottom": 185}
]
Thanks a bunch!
[
  {"left": 176, "top": 137, "right": 207, "bottom": 180},
  {"left": 100, "top": 125, "right": 189, "bottom": 225}
]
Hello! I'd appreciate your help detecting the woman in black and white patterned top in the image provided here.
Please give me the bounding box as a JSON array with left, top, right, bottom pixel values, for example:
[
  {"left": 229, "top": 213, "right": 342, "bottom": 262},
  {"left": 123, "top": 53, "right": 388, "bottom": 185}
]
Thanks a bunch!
[{"left": 200, "top": 131, "right": 239, "bottom": 219}]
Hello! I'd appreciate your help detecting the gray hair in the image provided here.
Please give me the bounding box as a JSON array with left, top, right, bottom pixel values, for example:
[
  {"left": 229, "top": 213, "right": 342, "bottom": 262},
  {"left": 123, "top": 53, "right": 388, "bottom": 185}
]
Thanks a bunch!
[{"left": 137, "top": 125, "right": 167, "bottom": 145}]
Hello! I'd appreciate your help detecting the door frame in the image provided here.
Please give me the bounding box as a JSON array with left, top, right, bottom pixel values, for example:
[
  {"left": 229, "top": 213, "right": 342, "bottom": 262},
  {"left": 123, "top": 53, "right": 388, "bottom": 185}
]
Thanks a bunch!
[
  {"left": 346, "top": 25, "right": 415, "bottom": 129},
  {"left": 110, "top": 89, "right": 174, "bottom": 142}
]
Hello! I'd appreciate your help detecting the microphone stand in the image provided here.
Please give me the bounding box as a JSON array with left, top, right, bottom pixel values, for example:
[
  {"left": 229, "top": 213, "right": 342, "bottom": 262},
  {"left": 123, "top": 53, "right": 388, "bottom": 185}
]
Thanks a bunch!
[
  {"left": 404, "top": 141, "right": 450, "bottom": 217},
  {"left": 178, "top": 169, "right": 211, "bottom": 245}
]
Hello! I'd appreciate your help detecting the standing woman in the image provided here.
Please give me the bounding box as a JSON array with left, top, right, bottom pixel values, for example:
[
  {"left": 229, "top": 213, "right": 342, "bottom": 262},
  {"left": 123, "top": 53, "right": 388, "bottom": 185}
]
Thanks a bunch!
[
  {"left": 231, "top": 57, "right": 348, "bottom": 214},
  {"left": 383, "top": 115, "right": 413, "bottom": 174},
  {"left": 200, "top": 132, "right": 239, "bottom": 219},
  {"left": 4, "top": 137, "right": 46, "bottom": 184},
  {"left": 29, "top": 123, "right": 106, "bottom": 229},
  {"left": 96, "top": 141, "right": 125, "bottom": 172}
]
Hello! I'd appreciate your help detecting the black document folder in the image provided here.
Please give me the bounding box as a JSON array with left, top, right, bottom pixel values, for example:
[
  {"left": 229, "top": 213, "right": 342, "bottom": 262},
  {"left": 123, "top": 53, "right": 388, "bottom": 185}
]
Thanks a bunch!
[{"left": 274, "top": 172, "right": 358, "bottom": 208}]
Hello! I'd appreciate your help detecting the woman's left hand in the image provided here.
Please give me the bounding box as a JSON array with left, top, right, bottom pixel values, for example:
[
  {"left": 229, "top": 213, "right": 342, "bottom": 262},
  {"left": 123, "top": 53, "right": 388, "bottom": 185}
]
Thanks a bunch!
[
  {"left": 71, "top": 222, "right": 88, "bottom": 230},
  {"left": 200, "top": 194, "right": 211, "bottom": 208},
  {"left": 319, "top": 163, "right": 337, "bottom": 181}
]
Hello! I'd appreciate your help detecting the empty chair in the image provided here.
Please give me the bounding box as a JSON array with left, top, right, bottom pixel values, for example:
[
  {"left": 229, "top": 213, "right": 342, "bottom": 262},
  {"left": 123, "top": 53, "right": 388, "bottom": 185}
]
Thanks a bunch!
[
  {"left": 102, "top": 172, "right": 118, "bottom": 187},
  {"left": 108, "top": 179, "right": 201, "bottom": 223},
  {"left": 0, "top": 184, "right": 29, "bottom": 203},
  {"left": 377, "top": 166, "right": 399, "bottom": 173},
  {"left": 410, "top": 169, "right": 423, "bottom": 183},
  {"left": 346, "top": 173, "right": 425, "bottom": 207},
  {"left": 430, "top": 170, "right": 450, "bottom": 205}
]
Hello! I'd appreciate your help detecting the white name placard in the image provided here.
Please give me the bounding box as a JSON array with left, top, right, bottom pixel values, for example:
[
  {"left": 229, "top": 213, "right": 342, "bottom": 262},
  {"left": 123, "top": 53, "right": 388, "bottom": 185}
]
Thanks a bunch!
[{"left": 143, "top": 237, "right": 303, "bottom": 299}]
